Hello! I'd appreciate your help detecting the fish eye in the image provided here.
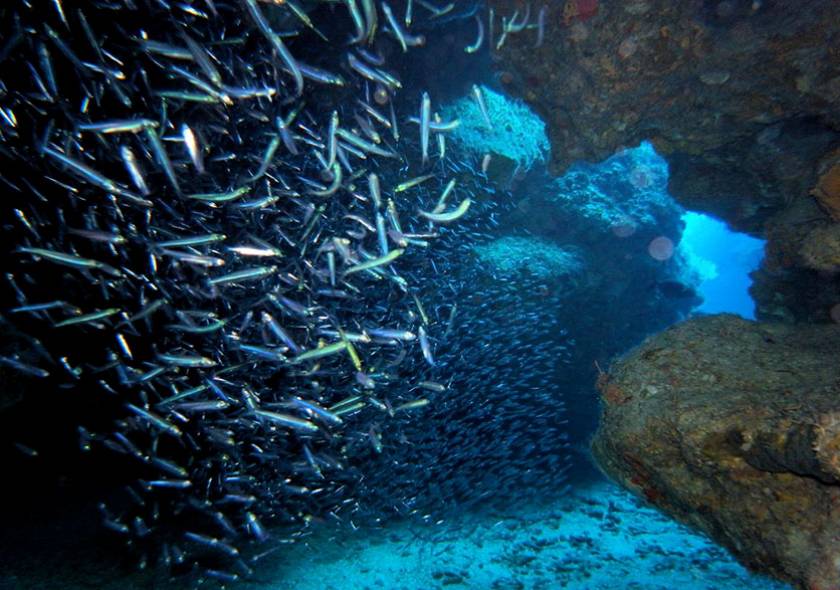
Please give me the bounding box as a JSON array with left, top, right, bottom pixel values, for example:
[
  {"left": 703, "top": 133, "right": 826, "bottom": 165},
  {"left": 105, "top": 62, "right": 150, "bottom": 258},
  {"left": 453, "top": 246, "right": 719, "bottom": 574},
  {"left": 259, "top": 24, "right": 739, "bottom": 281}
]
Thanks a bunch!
[{"left": 374, "top": 86, "right": 390, "bottom": 105}]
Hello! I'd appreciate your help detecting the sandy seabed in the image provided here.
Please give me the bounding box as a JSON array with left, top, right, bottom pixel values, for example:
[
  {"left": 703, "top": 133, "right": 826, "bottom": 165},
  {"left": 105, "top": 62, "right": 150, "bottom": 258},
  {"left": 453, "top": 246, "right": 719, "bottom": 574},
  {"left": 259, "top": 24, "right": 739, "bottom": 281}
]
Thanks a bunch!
[
  {"left": 1, "top": 474, "right": 790, "bottom": 590},
  {"left": 245, "top": 477, "right": 789, "bottom": 590}
]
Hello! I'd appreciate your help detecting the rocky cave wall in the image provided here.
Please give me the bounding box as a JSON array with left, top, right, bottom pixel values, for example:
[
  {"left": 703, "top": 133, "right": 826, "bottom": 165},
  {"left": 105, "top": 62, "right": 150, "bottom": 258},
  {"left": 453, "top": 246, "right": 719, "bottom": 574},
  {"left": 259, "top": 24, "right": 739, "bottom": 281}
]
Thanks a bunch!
[
  {"left": 486, "top": 1, "right": 840, "bottom": 589},
  {"left": 488, "top": 0, "right": 840, "bottom": 324},
  {"left": 592, "top": 315, "right": 840, "bottom": 590}
]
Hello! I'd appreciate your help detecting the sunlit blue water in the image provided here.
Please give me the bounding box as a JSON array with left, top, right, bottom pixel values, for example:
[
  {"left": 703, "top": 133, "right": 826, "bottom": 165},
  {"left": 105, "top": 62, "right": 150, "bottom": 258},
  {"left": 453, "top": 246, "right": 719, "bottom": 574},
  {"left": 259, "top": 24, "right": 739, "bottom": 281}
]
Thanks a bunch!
[{"left": 681, "top": 212, "right": 766, "bottom": 319}]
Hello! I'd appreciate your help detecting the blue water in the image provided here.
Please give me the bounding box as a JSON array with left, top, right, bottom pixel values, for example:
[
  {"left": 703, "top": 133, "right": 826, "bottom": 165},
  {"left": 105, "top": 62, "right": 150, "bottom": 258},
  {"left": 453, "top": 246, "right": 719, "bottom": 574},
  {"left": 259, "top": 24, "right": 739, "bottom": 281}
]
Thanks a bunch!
[{"left": 681, "top": 212, "right": 766, "bottom": 319}]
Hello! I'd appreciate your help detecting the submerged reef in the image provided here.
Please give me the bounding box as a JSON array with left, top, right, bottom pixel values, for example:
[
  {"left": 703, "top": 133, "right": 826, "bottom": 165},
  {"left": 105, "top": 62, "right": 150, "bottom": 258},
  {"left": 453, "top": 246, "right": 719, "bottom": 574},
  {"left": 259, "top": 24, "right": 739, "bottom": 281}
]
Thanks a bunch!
[
  {"left": 2, "top": 0, "right": 833, "bottom": 588},
  {"left": 592, "top": 315, "right": 840, "bottom": 590},
  {"left": 488, "top": 1, "right": 840, "bottom": 587},
  {"left": 489, "top": 0, "right": 840, "bottom": 323},
  {"left": 436, "top": 102, "right": 699, "bottom": 443},
  {"left": 512, "top": 142, "right": 681, "bottom": 250}
]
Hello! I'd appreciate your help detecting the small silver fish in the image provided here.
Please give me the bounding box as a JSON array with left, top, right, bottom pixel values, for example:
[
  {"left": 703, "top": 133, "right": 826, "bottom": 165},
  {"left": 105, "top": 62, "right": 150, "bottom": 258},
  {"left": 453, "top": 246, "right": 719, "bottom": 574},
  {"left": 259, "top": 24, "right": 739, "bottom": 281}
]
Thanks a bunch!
[
  {"left": 181, "top": 124, "right": 205, "bottom": 174},
  {"left": 420, "top": 91, "right": 431, "bottom": 165}
]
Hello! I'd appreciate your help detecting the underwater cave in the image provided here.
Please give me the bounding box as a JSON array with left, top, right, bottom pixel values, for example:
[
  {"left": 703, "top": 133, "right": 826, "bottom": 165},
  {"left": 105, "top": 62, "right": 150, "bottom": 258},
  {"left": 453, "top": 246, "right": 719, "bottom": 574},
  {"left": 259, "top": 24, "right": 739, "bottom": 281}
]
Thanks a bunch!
[{"left": 0, "top": 1, "right": 838, "bottom": 590}]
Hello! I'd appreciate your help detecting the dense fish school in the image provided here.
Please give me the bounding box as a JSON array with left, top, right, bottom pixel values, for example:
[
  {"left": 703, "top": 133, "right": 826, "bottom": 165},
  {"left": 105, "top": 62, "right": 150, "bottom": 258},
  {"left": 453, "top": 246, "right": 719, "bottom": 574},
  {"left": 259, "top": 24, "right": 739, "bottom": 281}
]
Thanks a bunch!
[{"left": 0, "top": 0, "right": 571, "bottom": 583}]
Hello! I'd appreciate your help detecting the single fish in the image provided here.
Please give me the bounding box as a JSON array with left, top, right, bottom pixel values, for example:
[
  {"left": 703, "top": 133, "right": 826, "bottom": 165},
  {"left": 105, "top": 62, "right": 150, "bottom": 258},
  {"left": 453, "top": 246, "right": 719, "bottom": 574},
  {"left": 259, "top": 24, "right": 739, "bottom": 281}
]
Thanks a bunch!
[
  {"left": 290, "top": 397, "right": 344, "bottom": 426},
  {"left": 291, "top": 341, "right": 348, "bottom": 364},
  {"left": 465, "top": 14, "right": 484, "bottom": 53},
  {"left": 344, "top": 248, "right": 404, "bottom": 275},
  {"left": 394, "top": 173, "right": 435, "bottom": 192},
  {"left": 240, "top": 0, "right": 304, "bottom": 95},
  {"left": 254, "top": 409, "right": 319, "bottom": 432},
  {"left": 420, "top": 91, "right": 431, "bottom": 166},
  {"left": 143, "top": 127, "right": 181, "bottom": 195},
  {"left": 209, "top": 265, "right": 277, "bottom": 285},
  {"left": 418, "top": 197, "right": 471, "bottom": 223},
  {"left": 418, "top": 325, "right": 435, "bottom": 366},
  {"left": 78, "top": 118, "right": 158, "bottom": 134},
  {"left": 186, "top": 186, "right": 251, "bottom": 203},
  {"left": 382, "top": 2, "right": 407, "bottom": 52},
  {"left": 55, "top": 307, "right": 121, "bottom": 328},
  {"left": 394, "top": 398, "right": 429, "bottom": 412},
  {"left": 156, "top": 353, "right": 217, "bottom": 368},
  {"left": 153, "top": 233, "right": 226, "bottom": 248},
  {"left": 126, "top": 403, "right": 182, "bottom": 436},
  {"left": 472, "top": 84, "right": 493, "bottom": 130},
  {"left": 181, "top": 124, "right": 205, "bottom": 173},
  {"left": 42, "top": 145, "right": 143, "bottom": 203},
  {"left": 18, "top": 247, "right": 123, "bottom": 277}
]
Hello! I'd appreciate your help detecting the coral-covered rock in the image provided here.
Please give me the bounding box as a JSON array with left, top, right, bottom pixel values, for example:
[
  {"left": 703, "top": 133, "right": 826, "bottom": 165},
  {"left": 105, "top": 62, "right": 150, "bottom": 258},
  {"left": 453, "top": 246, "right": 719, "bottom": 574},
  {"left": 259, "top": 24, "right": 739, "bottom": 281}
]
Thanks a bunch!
[
  {"left": 488, "top": 0, "right": 840, "bottom": 321},
  {"left": 472, "top": 236, "right": 584, "bottom": 280},
  {"left": 489, "top": 0, "right": 840, "bottom": 230},
  {"left": 440, "top": 85, "right": 549, "bottom": 166},
  {"left": 592, "top": 314, "right": 840, "bottom": 590}
]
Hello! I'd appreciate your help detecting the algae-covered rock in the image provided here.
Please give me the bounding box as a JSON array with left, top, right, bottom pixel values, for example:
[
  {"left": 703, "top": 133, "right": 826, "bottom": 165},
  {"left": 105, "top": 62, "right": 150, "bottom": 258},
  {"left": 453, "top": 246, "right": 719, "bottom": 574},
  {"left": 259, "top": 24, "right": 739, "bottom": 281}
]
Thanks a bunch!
[
  {"left": 488, "top": 0, "right": 840, "bottom": 234},
  {"left": 440, "top": 85, "right": 549, "bottom": 166},
  {"left": 543, "top": 141, "right": 673, "bottom": 234},
  {"left": 472, "top": 236, "right": 583, "bottom": 280},
  {"left": 592, "top": 314, "right": 840, "bottom": 590},
  {"left": 800, "top": 224, "right": 840, "bottom": 272}
]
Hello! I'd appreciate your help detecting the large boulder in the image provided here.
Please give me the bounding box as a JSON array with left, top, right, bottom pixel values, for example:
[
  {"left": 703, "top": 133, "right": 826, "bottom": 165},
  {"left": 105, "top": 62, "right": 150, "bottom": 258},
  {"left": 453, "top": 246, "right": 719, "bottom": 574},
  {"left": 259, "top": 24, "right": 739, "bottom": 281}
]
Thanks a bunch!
[{"left": 592, "top": 314, "right": 840, "bottom": 590}]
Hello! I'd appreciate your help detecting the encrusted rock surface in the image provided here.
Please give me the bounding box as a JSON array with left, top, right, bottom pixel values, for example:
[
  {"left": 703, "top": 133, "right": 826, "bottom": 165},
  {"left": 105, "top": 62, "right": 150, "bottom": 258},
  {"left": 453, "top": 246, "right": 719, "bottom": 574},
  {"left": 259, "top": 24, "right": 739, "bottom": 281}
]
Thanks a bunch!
[
  {"left": 486, "top": 2, "right": 840, "bottom": 584},
  {"left": 592, "top": 314, "right": 840, "bottom": 590},
  {"left": 488, "top": 0, "right": 840, "bottom": 322}
]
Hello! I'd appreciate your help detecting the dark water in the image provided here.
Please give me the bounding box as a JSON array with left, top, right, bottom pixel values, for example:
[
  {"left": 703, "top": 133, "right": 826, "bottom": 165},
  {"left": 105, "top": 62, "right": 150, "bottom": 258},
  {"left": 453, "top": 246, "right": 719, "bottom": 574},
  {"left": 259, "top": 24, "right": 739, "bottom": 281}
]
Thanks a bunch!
[{"left": 0, "top": 1, "right": 788, "bottom": 589}]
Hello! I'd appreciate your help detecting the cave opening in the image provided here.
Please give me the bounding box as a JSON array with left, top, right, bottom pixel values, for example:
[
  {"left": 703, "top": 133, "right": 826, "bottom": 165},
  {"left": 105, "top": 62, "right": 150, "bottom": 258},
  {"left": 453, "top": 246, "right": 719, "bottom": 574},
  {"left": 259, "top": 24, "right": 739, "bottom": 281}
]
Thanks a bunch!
[{"left": 680, "top": 211, "right": 766, "bottom": 319}]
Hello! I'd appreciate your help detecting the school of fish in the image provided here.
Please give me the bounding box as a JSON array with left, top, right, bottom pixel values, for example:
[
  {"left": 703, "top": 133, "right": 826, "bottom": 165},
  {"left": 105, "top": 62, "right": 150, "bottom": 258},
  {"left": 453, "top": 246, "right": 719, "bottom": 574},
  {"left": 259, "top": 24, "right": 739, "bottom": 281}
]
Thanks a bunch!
[{"left": 0, "top": 0, "right": 565, "bottom": 583}]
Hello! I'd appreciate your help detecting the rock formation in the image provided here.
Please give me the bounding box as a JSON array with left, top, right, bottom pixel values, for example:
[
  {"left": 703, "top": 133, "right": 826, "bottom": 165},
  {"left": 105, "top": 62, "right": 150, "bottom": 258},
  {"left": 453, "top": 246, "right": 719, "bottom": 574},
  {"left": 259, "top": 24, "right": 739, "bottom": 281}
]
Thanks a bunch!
[
  {"left": 488, "top": 0, "right": 840, "bottom": 323},
  {"left": 592, "top": 315, "right": 840, "bottom": 590},
  {"left": 486, "top": 1, "right": 840, "bottom": 587}
]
